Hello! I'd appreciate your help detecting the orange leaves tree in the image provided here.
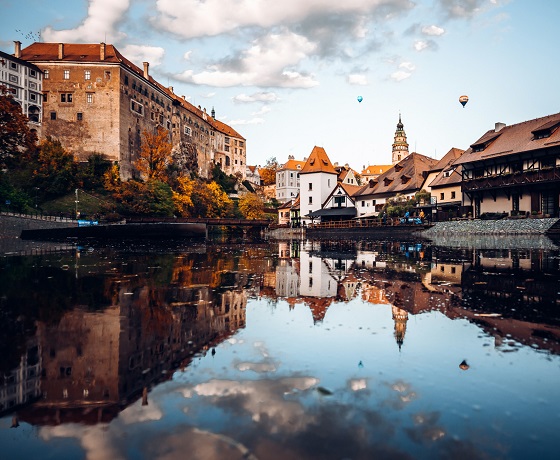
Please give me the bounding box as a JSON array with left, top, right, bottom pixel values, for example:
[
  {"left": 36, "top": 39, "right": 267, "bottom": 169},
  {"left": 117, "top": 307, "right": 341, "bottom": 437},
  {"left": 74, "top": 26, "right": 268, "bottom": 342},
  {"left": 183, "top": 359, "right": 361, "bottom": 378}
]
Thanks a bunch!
[
  {"left": 259, "top": 156, "right": 278, "bottom": 186},
  {"left": 238, "top": 193, "right": 265, "bottom": 219},
  {"left": 135, "top": 127, "right": 173, "bottom": 182}
]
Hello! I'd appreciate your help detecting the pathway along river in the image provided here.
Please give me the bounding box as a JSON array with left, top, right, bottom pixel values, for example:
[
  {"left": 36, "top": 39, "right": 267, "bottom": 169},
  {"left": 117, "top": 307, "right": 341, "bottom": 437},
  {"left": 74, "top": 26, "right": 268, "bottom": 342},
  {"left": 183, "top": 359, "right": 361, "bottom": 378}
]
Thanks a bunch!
[{"left": 0, "top": 235, "right": 559, "bottom": 460}]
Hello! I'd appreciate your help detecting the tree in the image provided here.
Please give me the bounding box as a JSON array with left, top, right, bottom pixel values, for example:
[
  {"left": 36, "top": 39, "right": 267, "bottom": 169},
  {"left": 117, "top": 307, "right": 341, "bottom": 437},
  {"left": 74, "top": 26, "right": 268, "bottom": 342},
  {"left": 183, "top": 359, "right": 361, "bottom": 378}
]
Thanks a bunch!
[
  {"left": 211, "top": 163, "right": 238, "bottom": 193},
  {"left": 33, "top": 137, "right": 77, "bottom": 197},
  {"left": 259, "top": 156, "right": 278, "bottom": 186},
  {"left": 238, "top": 193, "right": 265, "bottom": 219},
  {"left": 135, "top": 127, "right": 173, "bottom": 182},
  {"left": 0, "top": 85, "right": 37, "bottom": 168},
  {"left": 172, "top": 175, "right": 196, "bottom": 217},
  {"left": 116, "top": 179, "right": 174, "bottom": 216},
  {"left": 78, "top": 153, "right": 112, "bottom": 190}
]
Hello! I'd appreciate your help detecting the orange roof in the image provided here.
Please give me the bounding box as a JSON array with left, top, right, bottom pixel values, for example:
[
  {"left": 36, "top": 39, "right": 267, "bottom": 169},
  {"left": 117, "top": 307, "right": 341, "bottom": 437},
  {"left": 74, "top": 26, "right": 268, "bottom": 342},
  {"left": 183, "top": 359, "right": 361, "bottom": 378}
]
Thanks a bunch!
[
  {"left": 300, "top": 146, "right": 337, "bottom": 175},
  {"left": 361, "top": 165, "right": 392, "bottom": 175},
  {"left": 279, "top": 159, "right": 306, "bottom": 171}
]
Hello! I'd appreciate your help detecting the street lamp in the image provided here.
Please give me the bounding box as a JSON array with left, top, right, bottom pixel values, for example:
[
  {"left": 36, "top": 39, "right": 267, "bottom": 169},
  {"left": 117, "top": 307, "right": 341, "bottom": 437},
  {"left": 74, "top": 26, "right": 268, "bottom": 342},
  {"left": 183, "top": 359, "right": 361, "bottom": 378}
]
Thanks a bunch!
[
  {"left": 75, "top": 188, "right": 79, "bottom": 219},
  {"left": 430, "top": 196, "right": 438, "bottom": 222}
]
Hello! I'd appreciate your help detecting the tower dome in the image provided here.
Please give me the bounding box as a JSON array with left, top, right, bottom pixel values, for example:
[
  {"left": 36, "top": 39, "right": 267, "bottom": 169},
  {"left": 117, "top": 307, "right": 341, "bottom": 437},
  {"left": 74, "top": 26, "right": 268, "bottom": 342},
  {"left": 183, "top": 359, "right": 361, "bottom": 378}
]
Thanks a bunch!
[{"left": 392, "top": 114, "right": 409, "bottom": 165}]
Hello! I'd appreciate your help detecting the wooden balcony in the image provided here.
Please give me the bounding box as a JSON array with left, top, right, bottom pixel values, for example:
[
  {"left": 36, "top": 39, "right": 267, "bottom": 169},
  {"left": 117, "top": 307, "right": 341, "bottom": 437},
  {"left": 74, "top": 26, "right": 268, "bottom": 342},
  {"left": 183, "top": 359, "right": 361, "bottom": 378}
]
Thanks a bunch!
[{"left": 463, "top": 167, "right": 560, "bottom": 192}]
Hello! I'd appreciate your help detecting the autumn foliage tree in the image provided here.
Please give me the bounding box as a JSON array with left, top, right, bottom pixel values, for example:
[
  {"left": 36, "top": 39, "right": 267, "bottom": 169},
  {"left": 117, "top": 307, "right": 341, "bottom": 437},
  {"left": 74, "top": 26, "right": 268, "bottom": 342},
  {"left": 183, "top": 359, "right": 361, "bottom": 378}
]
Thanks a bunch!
[
  {"left": 33, "top": 137, "right": 77, "bottom": 197},
  {"left": 259, "top": 156, "right": 279, "bottom": 186},
  {"left": 135, "top": 127, "right": 173, "bottom": 182},
  {"left": 238, "top": 193, "right": 265, "bottom": 219}
]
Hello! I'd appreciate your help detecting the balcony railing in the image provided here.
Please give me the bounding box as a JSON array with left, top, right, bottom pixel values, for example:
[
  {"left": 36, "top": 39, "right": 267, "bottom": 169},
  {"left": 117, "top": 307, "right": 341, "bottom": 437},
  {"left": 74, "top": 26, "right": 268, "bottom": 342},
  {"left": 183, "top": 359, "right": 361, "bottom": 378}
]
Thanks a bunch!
[{"left": 463, "top": 167, "right": 560, "bottom": 192}]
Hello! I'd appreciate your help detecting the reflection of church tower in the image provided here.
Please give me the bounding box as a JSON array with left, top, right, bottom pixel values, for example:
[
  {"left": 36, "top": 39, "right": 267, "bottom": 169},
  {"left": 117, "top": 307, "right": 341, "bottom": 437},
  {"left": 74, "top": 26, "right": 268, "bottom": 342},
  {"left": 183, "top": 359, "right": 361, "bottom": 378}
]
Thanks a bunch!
[
  {"left": 392, "top": 306, "right": 409, "bottom": 350},
  {"left": 392, "top": 114, "right": 409, "bottom": 164}
]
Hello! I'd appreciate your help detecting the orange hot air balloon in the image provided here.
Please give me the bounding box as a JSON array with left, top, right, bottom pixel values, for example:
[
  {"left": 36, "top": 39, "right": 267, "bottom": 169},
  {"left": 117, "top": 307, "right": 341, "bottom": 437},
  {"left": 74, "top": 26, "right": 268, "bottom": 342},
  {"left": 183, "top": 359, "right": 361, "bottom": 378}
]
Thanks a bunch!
[{"left": 459, "top": 95, "right": 469, "bottom": 108}]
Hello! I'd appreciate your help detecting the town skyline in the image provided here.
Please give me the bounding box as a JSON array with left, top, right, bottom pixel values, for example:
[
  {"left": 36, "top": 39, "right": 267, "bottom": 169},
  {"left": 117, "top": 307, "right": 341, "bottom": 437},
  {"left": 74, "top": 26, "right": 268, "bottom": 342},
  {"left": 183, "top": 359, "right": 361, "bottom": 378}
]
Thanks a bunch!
[{"left": 1, "top": 0, "right": 559, "bottom": 168}]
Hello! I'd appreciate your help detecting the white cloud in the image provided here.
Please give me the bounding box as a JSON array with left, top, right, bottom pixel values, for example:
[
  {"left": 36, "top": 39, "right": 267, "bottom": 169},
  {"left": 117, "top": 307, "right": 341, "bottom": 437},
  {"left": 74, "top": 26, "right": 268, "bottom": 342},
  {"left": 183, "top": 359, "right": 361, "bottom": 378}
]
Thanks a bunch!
[
  {"left": 414, "top": 40, "right": 429, "bottom": 51},
  {"left": 120, "top": 44, "right": 165, "bottom": 66},
  {"left": 437, "top": 0, "right": 487, "bottom": 18},
  {"left": 233, "top": 92, "right": 280, "bottom": 103},
  {"left": 42, "top": 0, "right": 130, "bottom": 43},
  {"left": 175, "top": 29, "right": 318, "bottom": 88},
  {"left": 421, "top": 25, "right": 445, "bottom": 36},
  {"left": 399, "top": 61, "right": 416, "bottom": 71},
  {"left": 252, "top": 106, "right": 272, "bottom": 116},
  {"left": 152, "top": 0, "right": 415, "bottom": 39},
  {"left": 391, "top": 62, "right": 415, "bottom": 81},
  {"left": 202, "top": 92, "right": 216, "bottom": 98},
  {"left": 348, "top": 74, "right": 368, "bottom": 85},
  {"left": 183, "top": 50, "right": 192, "bottom": 60}
]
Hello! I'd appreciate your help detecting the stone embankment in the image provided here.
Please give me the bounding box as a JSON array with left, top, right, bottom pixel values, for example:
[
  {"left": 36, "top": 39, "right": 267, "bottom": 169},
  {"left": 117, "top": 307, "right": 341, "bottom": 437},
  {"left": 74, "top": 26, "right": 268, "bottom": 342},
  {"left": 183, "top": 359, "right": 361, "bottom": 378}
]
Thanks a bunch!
[
  {"left": 0, "top": 213, "right": 76, "bottom": 238},
  {"left": 423, "top": 217, "right": 560, "bottom": 236}
]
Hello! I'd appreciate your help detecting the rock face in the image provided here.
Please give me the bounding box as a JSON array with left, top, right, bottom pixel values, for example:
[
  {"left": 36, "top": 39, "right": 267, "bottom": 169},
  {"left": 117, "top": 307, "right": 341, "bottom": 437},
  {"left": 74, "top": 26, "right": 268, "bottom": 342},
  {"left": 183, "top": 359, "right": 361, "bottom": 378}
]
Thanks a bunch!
[{"left": 423, "top": 218, "right": 560, "bottom": 236}]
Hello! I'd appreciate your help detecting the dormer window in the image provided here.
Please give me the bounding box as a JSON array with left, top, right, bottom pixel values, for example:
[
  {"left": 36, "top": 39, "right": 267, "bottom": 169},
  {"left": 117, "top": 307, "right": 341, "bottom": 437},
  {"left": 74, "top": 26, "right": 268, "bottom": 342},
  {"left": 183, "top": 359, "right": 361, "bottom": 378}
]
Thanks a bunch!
[
  {"left": 400, "top": 175, "right": 410, "bottom": 184},
  {"left": 383, "top": 177, "right": 393, "bottom": 186},
  {"left": 394, "top": 164, "right": 403, "bottom": 172},
  {"left": 532, "top": 120, "right": 560, "bottom": 140}
]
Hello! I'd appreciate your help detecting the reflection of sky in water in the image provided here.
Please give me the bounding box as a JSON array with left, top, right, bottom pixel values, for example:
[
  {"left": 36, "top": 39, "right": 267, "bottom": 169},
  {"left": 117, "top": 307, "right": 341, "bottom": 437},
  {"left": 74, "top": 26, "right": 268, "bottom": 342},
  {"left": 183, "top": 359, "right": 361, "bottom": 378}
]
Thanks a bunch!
[{"left": 4, "top": 297, "right": 557, "bottom": 460}]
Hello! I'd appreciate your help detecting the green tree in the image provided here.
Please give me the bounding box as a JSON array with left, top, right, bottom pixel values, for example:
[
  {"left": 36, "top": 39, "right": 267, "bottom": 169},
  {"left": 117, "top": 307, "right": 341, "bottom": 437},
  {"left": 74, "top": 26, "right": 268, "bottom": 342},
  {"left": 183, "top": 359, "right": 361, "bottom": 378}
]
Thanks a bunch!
[
  {"left": 78, "top": 153, "right": 112, "bottom": 190},
  {"left": 211, "top": 163, "right": 238, "bottom": 193},
  {"left": 33, "top": 137, "right": 77, "bottom": 197},
  {"left": 116, "top": 179, "right": 175, "bottom": 216}
]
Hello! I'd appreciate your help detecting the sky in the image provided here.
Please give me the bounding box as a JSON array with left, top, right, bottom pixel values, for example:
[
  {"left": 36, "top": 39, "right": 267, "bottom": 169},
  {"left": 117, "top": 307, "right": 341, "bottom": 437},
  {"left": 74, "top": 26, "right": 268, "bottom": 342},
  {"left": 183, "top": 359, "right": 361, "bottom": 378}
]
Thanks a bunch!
[{"left": 1, "top": 0, "right": 558, "bottom": 169}]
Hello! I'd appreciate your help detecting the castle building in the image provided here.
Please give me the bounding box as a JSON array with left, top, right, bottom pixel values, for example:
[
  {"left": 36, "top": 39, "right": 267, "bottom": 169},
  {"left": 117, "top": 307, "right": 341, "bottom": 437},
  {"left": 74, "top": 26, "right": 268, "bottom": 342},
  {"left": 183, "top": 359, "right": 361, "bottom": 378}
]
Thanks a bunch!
[
  {"left": 0, "top": 48, "right": 43, "bottom": 137},
  {"left": 392, "top": 114, "right": 409, "bottom": 164},
  {"left": 14, "top": 41, "right": 245, "bottom": 180}
]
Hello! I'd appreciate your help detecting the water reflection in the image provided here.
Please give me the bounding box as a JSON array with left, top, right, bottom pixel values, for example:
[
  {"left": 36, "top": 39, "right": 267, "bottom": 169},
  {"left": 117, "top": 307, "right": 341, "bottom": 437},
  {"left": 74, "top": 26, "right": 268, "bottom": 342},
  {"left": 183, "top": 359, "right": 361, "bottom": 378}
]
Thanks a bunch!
[{"left": 0, "top": 237, "right": 559, "bottom": 459}]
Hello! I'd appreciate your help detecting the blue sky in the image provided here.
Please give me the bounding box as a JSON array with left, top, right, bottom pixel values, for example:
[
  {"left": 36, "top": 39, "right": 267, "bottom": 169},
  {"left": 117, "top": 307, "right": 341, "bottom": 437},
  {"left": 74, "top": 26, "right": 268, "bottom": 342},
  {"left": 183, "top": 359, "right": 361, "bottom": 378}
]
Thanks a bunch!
[{"left": 1, "top": 0, "right": 558, "bottom": 169}]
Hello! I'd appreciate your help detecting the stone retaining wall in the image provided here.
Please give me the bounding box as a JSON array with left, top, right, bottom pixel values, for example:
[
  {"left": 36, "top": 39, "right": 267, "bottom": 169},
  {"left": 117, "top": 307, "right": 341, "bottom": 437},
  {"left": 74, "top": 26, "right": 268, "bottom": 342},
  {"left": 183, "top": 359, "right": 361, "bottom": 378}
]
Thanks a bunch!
[
  {"left": 0, "top": 214, "right": 76, "bottom": 238},
  {"left": 423, "top": 218, "right": 560, "bottom": 236}
]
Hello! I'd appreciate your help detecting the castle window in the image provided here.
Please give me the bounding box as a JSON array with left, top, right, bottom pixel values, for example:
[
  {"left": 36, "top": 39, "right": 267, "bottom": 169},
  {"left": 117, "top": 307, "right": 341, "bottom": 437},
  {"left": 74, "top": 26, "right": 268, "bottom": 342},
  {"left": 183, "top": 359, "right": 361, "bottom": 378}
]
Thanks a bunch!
[
  {"left": 77, "top": 112, "right": 83, "bottom": 121},
  {"left": 60, "top": 93, "right": 73, "bottom": 103},
  {"left": 63, "top": 70, "right": 70, "bottom": 79},
  {"left": 29, "top": 69, "right": 37, "bottom": 78},
  {"left": 131, "top": 100, "right": 144, "bottom": 115},
  {"left": 84, "top": 70, "right": 91, "bottom": 80},
  {"left": 184, "top": 126, "right": 192, "bottom": 136},
  {"left": 124, "top": 75, "right": 129, "bottom": 85},
  {"left": 50, "top": 111, "right": 56, "bottom": 120},
  {"left": 86, "top": 93, "right": 93, "bottom": 103},
  {"left": 44, "top": 69, "right": 49, "bottom": 79},
  {"left": 105, "top": 71, "right": 111, "bottom": 80}
]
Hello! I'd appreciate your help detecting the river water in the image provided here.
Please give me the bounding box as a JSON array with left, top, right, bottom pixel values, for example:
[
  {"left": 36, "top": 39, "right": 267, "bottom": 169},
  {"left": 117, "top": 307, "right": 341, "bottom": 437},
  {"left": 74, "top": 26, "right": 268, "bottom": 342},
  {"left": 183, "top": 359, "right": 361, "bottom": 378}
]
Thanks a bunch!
[{"left": 0, "top": 235, "right": 559, "bottom": 460}]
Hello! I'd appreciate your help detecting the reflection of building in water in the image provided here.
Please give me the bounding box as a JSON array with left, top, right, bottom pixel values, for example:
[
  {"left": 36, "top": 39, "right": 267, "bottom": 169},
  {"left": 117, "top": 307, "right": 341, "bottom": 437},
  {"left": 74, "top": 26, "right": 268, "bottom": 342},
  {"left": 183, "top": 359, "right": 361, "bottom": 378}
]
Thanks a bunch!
[
  {"left": 424, "top": 261, "right": 465, "bottom": 297},
  {"left": 276, "top": 258, "right": 300, "bottom": 299},
  {"left": 0, "top": 339, "right": 41, "bottom": 415},
  {"left": 17, "top": 271, "right": 250, "bottom": 425},
  {"left": 392, "top": 306, "right": 409, "bottom": 350}
]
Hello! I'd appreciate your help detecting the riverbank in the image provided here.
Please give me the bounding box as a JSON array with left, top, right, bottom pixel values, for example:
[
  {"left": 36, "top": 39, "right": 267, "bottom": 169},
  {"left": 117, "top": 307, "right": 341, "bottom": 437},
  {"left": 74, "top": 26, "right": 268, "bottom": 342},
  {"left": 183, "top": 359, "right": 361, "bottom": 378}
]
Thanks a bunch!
[{"left": 424, "top": 217, "right": 560, "bottom": 236}]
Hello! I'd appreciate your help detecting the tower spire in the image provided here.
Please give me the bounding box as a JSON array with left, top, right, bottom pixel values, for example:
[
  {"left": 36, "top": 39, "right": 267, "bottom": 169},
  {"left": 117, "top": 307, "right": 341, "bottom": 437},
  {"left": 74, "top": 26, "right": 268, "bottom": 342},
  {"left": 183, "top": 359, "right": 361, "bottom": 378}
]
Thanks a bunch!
[{"left": 392, "top": 113, "right": 409, "bottom": 164}]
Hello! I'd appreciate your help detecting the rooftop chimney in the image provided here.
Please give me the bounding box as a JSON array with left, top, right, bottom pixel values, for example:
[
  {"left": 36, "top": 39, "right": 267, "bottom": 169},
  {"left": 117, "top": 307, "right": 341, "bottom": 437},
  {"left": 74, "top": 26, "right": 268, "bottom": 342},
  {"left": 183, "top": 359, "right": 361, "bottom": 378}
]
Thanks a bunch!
[
  {"left": 100, "top": 42, "right": 106, "bottom": 61},
  {"left": 14, "top": 41, "right": 21, "bottom": 59},
  {"left": 168, "top": 86, "right": 173, "bottom": 93},
  {"left": 58, "top": 43, "right": 64, "bottom": 60},
  {"left": 495, "top": 122, "right": 506, "bottom": 132},
  {"left": 143, "top": 62, "right": 149, "bottom": 79}
]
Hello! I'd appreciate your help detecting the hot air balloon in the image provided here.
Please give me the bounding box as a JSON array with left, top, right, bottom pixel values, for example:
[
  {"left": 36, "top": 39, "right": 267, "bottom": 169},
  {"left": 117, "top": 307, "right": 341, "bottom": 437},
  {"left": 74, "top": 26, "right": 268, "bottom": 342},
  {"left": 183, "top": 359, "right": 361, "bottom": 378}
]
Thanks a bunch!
[
  {"left": 459, "top": 95, "right": 469, "bottom": 108},
  {"left": 357, "top": 96, "right": 363, "bottom": 103}
]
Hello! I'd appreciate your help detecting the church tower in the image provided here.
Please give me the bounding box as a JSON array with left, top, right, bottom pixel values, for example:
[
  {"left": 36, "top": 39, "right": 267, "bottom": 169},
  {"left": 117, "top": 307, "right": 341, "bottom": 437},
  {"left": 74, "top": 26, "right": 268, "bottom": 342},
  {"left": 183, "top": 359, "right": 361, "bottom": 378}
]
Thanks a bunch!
[
  {"left": 392, "top": 114, "right": 409, "bottom": 164},
  {"left": 392, "top": 306, "right": 409, "bottom": 350}
]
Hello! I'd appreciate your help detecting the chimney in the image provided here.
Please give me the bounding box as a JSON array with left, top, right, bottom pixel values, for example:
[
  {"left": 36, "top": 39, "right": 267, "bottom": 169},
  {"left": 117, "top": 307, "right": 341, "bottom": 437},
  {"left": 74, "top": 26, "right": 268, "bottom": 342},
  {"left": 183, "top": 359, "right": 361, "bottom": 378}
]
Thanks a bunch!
[
  {"left": 58, "top": 43, "right": 64, "bottom": 60},
  {"left": 100, "top": 42, "right": 106, "bottom": 61},
  {"left": 143, "top": 62, "right": 149, "bottom": 79},
  {"left": 211, "top": 107, "right": 215, "bottom": 119},
  {"left": 14, "top": 41, "right": 21, "bottom": 58},
  {"left": 495, "top": 122, "right": 506, "bottom": 132},
  {"left": 168, "top": 86, "right": 173, "bottom": 93}
]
